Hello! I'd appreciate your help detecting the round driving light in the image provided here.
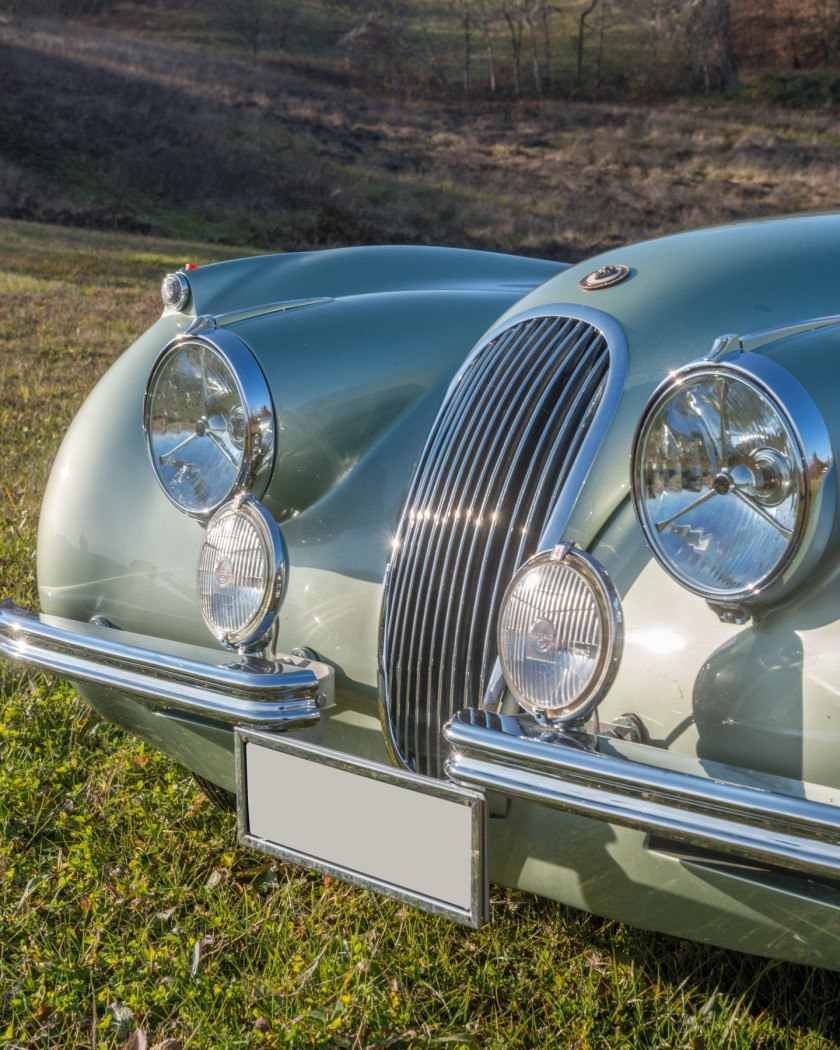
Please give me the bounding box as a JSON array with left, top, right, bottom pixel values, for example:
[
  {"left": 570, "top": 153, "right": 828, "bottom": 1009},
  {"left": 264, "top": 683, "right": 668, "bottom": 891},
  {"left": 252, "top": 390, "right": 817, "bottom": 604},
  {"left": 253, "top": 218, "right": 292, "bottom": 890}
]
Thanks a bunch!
[
  {"left": 631, "top": 355, "right": 832, "bottom": 603},
  {"left": 498, "top": 546, "right": 623, "bottom": 723},
  {"left": 161, "top": 271, "right": 190, "bottom": 311},
  {"left": 144, "top": 331, "right": 275, "bottom": 517},
  {"left": 197, "top": 497, "right": 287, "bottom": 649}
]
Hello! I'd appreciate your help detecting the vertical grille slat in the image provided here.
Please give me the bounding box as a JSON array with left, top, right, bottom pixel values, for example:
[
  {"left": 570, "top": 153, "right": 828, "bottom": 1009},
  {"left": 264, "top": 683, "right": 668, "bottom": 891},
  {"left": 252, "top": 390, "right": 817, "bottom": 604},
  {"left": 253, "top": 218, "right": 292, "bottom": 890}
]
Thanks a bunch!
[
  {"left": 387, "top": 322, "right": 539, "bottom": 738},
  {"left": 381, "top": 312, "right": 612, "bottom": 777},
  {"left": 472, "top": 337, "right": 608, "bottom": 701},
  {"left": 436, "top": 323, "right": 592, "bottom": 713},
  {"left": 416, "top": 322, "right": 577, "bottom": 722}
]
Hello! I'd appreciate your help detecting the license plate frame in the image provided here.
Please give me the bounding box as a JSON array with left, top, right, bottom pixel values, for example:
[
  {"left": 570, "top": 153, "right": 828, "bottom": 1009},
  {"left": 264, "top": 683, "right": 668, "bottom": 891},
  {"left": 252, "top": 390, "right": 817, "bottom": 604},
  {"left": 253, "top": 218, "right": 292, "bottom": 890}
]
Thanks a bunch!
[{"left": 235, "top": 728, "right": 488, "bottom": 928}]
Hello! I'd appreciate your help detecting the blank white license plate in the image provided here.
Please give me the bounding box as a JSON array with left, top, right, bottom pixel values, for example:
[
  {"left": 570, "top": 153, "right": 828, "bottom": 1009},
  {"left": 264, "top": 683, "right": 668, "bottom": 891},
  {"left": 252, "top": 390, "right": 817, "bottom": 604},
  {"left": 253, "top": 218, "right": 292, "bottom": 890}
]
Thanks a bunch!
[{"left": 235, "top": 729, "right": 487, "bottom": 927}]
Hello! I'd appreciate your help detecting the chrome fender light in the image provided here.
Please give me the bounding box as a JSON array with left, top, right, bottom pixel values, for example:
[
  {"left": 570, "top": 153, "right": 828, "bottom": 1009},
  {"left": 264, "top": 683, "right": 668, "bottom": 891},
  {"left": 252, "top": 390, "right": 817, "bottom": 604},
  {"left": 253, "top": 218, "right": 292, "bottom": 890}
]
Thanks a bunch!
[
  {"left": 497, "top": 545, "right": 623, "bottom": 724},
  {"left": 161, "top": 271, "right": 191, "bottom": 312}
]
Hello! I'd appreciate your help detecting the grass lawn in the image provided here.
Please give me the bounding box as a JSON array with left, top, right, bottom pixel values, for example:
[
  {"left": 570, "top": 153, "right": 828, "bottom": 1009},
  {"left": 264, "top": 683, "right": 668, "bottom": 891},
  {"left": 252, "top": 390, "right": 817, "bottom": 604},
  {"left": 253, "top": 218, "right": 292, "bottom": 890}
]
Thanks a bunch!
[{"left": 3, "top": 219, "right": 840, "bottom": 1048}]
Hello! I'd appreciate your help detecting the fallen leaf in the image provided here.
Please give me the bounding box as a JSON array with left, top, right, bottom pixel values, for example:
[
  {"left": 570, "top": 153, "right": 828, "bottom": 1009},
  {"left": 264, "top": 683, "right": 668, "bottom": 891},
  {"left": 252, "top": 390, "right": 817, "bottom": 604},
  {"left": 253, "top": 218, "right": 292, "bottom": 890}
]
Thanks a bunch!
[
  {"left": 254, "top": 869, "right": 280, "bottom": 895},
  {"left": 190, "top": 936, "right": 214, "bottom": 977},
  {"left": 205, "top": 869, "right": 223, "bottom": 890},
  {"left": 106, "top": 1003, "right": 133, "bottom": 1042},
  {"left": 125, "top": 1030, "right": 148, "bottom": 1050},
  {"left": 15, "top": 874, "right": 49, "bottom": 911},
  {"left": 151, "top": 908, "right": 176, "bottom": 933}
]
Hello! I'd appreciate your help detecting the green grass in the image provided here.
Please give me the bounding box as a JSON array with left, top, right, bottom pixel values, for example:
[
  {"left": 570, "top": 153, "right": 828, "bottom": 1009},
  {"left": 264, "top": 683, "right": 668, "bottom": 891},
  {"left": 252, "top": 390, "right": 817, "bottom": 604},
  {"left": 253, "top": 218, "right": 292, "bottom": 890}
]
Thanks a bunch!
[{"left": 3, "top": 220, "right": 840, "bottom": 1048}]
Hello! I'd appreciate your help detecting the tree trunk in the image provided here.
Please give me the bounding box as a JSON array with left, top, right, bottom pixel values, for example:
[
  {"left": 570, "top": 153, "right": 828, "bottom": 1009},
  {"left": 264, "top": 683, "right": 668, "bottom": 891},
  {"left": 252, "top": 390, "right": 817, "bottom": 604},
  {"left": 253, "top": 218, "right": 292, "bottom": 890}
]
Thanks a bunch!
[
  {"left": 595, "top": 0, "right": 606, "bottom": 89},
  {"left": 504, "top": 9, "right": 523, "bottom": 96},
  {"left": 576, "top": 0, "right": 598, "bottom": 85},
  {"left": 541, "top": 1, "right": 552, "bottom": 90},
  {"left": 525, "top": 10, "right": 542, "bottom": 95},
  {"left": 713, "top": 0, "right": 737, "bottom": 89},
  {"left": 459, "top": 0, "right": 472, "bottom": 96},
  {"left": 479, "top": 5, "right": 497, "bottom": 91}
]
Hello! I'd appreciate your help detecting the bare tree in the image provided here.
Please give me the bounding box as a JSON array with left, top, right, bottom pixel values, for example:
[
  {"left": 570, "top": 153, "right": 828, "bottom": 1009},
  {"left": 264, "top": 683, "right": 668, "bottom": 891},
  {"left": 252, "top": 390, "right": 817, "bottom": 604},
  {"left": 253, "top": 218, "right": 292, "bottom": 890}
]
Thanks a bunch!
[
  {"left": 540, "top": 0, "right": 554, "bottom": 89},
  {"left": 595, "top": 0, "right": 608, "bottom": 87},
  {"left": 814, "top": 0, "right": 840, "bottom": 63},
  {"left": 211, "top": 0, "right": 292, "bottom": 58},
  {"left": 522, "top": 2, "right": 543, "bottom": 94},
  {"left": 458, "top": 0, "right": 472, "bottom": 95},
  {"left": 674, "top": 0, "right": 738, "bottom": 90},
  {"left": 575, "top": 0, "right": 598, "bottom": 84},
  {"left": 622, "top": 0, "right": 737, "bottom": 92},
  {"left": 498, "top": 0, "right": 525, "bottom": 95},
  {"left": 475, "top": 0, "right": 498, "bottom": 91}
]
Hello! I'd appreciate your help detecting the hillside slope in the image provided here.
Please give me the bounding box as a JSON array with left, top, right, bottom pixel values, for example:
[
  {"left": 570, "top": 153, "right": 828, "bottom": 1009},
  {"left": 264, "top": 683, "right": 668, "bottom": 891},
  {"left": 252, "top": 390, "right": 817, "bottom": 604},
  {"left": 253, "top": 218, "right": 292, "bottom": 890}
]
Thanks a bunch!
[{"left": 2, "top": 17, "right": 840, "bottom": 260}]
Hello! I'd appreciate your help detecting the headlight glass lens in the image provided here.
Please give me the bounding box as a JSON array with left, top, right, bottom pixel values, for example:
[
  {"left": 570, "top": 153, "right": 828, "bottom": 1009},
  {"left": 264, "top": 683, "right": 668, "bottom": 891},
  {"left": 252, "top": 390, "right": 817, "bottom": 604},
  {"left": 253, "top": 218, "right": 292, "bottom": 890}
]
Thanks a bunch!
[
  {"left": 633, "top": 367, "right": 804, "bottom": 599},
  {"left": 197, "top": 498, "right": 286, "bottom": 648},
  {"left": 498, "top": 548, "right": 622, "bottom": 722},
  {"left": 145, "top": 336, "right": 273, "bottom": 517}
]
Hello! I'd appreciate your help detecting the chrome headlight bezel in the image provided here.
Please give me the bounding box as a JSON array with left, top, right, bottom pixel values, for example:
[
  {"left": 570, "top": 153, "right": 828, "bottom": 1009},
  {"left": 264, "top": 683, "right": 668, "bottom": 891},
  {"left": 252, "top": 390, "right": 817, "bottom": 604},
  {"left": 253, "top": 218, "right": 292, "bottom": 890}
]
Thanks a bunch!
[
  {"left": 143, "top": 330, "right": 275, "bottom": 519},
  {"left": 497, "top": 546, "right": 623, "bottom": 724},
  {"left": 197, "top": 496, "right": 287, "bottom": 650},
  {"left": 631, "top": 351, "right": 834, "bottom": 606}
]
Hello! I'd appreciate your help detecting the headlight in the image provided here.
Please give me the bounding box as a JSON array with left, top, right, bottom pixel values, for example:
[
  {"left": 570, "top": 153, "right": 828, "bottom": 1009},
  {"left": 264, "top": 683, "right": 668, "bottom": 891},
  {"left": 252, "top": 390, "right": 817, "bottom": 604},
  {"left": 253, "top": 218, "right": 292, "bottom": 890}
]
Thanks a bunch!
[
  {"left": 632, "top": 353, "right": 833, "bottom": 605},
  {"left": 197, "top": 497, "right": 287, "bottom": 649},
  {"left": 144, "top": 331, "right": 274, "bottom": 517},
  {"left": 498, "top": 546, "right": 623, "bottom": 723}
]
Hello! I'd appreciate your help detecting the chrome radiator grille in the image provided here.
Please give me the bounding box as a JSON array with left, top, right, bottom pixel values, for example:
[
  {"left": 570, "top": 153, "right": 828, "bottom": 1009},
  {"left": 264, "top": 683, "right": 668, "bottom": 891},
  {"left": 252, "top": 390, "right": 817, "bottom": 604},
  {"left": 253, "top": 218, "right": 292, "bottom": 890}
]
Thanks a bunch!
[{"left": 380, "top": 313, "right": 611, "bottom": 777}]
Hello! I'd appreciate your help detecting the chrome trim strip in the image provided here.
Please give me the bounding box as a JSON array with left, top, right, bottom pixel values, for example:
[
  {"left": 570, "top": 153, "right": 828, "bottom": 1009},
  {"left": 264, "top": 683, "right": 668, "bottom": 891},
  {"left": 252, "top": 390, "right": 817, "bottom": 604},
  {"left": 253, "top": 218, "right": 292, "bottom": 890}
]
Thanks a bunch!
[
  {"left": 739, "top": 314, "right": 840, "bottom": 354},
  {"left": 186, "top": 298, "right": 333, "bottom": 334},
  {"left": 532, "top": 305, "right": 629, "bottom": 551},
  {"left": 445, "top": 709, "right": 840, "bottom": 882},
  {"left": 707, "top": 317, "right": 840, "bottom": 361},
  {"left": 236, "top": 728, "right": 488, "bottom": 928},
  {"left": 0, "top": 600, "right": 328, "bottom": 729}
]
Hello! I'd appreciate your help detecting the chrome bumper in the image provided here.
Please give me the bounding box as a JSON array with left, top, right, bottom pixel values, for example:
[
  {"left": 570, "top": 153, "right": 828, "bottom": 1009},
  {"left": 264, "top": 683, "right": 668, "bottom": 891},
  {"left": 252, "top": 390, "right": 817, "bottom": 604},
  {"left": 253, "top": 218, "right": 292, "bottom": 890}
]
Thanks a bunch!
[
  {"left": 445, "top": 709, "right": 840, "bottom": 883},
  {"left": 0, "top": 600, "right": 331, "bottom": 730}
]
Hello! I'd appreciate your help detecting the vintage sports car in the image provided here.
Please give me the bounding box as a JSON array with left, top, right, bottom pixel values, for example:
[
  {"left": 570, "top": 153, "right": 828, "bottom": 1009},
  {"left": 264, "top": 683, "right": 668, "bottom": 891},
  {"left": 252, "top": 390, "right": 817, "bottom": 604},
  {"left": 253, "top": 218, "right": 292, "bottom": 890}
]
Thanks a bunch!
[{"left": 4, "top": 215, "right": 840, "bottom": 969}]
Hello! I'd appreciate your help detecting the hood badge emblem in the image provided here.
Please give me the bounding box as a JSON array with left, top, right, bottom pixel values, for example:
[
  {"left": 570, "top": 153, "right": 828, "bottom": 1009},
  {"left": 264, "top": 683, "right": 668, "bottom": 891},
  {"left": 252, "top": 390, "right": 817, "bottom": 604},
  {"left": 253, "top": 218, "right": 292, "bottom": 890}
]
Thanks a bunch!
[{"left": 580, "top": 264, "right": 631, "bottom": 291}]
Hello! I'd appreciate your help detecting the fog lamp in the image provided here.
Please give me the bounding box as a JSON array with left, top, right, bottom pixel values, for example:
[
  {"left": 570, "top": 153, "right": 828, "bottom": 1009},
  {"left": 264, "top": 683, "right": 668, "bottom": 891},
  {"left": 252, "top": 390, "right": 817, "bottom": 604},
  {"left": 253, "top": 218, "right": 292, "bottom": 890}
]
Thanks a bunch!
[
  {"left": 498, "top": 546, "right": 623, "bottom": 724},
  {"left": 197, "top": 497, "right": 287, "bottom": 650}
]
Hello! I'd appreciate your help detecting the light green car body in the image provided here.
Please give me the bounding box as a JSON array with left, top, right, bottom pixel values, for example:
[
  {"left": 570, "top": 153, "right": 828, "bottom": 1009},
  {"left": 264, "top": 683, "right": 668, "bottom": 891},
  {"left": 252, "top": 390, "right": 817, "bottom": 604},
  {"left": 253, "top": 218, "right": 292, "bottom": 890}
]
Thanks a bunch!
[{"left": 34, "top": 218, "right": 840, "bottom": 969}]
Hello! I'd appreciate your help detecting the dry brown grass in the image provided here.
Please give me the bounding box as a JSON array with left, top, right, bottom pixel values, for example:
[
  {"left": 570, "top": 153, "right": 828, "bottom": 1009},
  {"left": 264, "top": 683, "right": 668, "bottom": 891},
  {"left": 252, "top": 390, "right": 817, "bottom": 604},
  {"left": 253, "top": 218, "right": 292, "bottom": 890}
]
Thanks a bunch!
[{"left": 2, "top": 17, "right": 840, "bottom": 262}]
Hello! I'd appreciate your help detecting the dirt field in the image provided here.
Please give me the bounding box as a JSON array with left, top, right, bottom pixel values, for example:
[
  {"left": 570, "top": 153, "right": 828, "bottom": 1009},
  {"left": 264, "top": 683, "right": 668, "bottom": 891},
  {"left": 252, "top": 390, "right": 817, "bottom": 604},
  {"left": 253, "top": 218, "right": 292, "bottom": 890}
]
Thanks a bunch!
[{"left": 2, "top": 16, "right": 840, "bottom": 263}]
